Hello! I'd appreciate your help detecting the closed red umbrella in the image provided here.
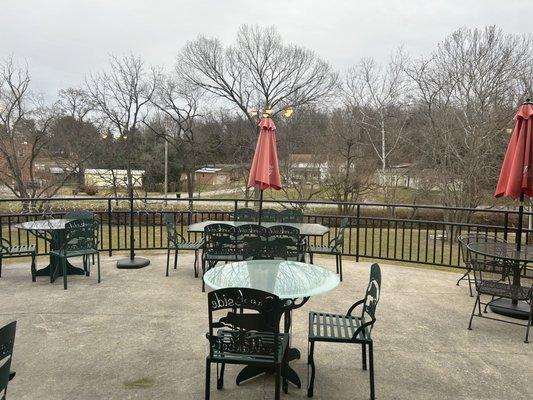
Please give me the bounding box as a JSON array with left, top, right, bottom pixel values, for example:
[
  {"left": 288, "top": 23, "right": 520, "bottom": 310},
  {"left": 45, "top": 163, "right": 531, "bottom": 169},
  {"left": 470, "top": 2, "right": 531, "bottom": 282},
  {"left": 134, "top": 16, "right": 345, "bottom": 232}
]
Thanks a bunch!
[{"left": 247, "top": 117, "right": 282, "bottom": 224}]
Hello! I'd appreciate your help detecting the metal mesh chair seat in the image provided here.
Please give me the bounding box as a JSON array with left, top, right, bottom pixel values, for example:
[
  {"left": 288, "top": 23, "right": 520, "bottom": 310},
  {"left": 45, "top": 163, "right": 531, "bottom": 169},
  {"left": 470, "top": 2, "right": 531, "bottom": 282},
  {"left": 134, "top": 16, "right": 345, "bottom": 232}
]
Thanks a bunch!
[
  {"left": 175, "top": 240, "right": 205, "bottom": 250},
  {"left": 1, "top": 244, "right": 36, "bottom": 256},
  {"left": 209, "top": 330, "right": 289, "bottom": 363},
  {"left": 203, "top": 253, "right": 240, "bottom": 262},
  {"left": 477, "top": 280, "right": 532, "bottom": 300},
  {"left": 307, "top": 245, "right": 340, "bottom": 255},
  {"left": 309, "top": 312, "right": 371, "bottom": 342},
  {"left": 51, "top": 247, "right": 98, "bottom": 257}
]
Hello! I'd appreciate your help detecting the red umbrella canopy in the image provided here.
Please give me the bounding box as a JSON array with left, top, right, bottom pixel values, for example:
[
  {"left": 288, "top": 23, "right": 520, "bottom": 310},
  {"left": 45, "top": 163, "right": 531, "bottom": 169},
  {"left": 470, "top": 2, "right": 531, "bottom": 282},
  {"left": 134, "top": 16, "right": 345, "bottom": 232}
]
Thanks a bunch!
[
  {"left": 495, "top": 103, "right": 533, "bottom": 199},
  {"left": 247, "top": 117, "right": 282, "bottom": 191}
]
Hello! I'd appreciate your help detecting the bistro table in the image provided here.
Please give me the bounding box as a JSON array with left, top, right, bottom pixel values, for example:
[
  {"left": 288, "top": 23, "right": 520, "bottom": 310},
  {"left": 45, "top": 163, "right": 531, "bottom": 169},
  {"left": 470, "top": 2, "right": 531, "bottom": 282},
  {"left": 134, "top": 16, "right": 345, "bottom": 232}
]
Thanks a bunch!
[
  {"left": 15, "top": 219, "right": 86, "bottom": 282},
  {"left": 203, "top": 259, "right": 340, "bottom": 388},
  {"left": 467, "top": 241, "right": 533, "bottom": 319}
]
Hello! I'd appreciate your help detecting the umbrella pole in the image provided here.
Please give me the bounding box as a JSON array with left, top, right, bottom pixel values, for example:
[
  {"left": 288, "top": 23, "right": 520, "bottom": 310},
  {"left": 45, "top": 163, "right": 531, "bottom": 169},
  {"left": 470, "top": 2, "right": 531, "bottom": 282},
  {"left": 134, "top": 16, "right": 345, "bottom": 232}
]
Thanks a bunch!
[
  {"left": 516, "top": 193, "right": 524, "bottom": 252},
  {"left": 258, "top": 189, "right": 264, "bottom": 226}
]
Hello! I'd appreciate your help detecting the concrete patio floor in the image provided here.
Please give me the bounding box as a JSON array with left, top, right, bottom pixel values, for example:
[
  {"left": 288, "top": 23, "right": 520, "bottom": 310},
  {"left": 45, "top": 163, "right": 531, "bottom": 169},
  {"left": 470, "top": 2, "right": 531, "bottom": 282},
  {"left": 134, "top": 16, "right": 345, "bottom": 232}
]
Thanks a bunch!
[{"left": 1, "top": 253, "right": 531, "bottom": 400}]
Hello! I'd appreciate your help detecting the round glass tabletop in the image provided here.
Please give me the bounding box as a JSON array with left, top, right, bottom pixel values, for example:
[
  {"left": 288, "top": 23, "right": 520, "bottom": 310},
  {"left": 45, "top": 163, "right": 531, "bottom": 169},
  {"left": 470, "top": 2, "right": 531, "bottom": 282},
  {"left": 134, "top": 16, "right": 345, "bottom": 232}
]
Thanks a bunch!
[
  {"left": 467, "top": 242, "right": 533, "bottom": 263},
  {"left": 14, "top": 219, "right": 68, "bottom": 231},
  {"left": 203, "top": 259, "right": 340, "bottom": 299}
]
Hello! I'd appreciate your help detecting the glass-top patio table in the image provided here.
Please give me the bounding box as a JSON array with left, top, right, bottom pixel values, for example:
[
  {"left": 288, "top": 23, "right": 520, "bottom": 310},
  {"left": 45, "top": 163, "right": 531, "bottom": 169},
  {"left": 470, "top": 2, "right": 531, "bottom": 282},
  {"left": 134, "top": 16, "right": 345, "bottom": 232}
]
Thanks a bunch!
[
  {"left": 467, "top": 241, "right": 533, "bottom": 319},
  {"left": 203, "top": 259, "right": 340, "bottom": 388},
  {"left": 14, "top": 219, "right": 86, "bottom": 281},
  {"left": 188, "top": 220, "right": 329, "bottom": 237}
]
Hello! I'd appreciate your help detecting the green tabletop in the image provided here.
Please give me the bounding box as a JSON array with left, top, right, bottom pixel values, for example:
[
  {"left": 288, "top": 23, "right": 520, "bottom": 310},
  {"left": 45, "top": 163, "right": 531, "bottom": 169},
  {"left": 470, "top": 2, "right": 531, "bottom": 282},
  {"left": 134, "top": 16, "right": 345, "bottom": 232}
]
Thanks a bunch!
[
  {"left": 203, "top": 259, "right": 340, "bottom": 299},
  {"left": 188, "top": 220, "right": 329, "bottom": 237}
]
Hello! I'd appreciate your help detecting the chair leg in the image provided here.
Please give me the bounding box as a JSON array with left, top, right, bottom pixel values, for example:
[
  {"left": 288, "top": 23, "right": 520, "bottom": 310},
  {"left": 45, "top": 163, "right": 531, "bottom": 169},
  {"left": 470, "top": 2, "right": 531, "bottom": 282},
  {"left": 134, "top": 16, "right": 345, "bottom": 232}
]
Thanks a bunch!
[
  {"left": 96, "top": 252, "right": 101, "bottom": 283},
  {"left": 339, "top": 254, "right": 343, "bottom": 282},
  {"left": 174, "top": 249, "right": 178, "bottom": 269},
  {"left": 309, "top": 252, "right": 314, "bottom": 264},
  {"left": 205, "top": 358, "right": 211, "bottom": 400},
  {"left": 202, "top": 259, "right": 206, "bottom": 292},
  {"left": 0, "top": 256, "right": 2, "bottom": 278},
  {"left": 484, "top": 296, "right": 495, "bottom": 313},
  {"left": 456, "top": 269, "right": 469, "bottom": 286},
  {"left": 362, "top": 343, "right": 367, "bottom": 370},
  {"left": 275, "top": 363, "right": 281, "bottom": 400},
  {"left": 216, "top": 362, "right": 225, "bottom": 389},
  {"left": 62, "top": 257, "right": 68, "bottom": 290},
  {"left": 525, "top": 304, "right": 532, "bottom": 344},
  {"left": 31, "top": 254, "right": 37, "bottom": 282},
  {"left": 466, "top": 270, "right": 473, "bottom": 297},
  {"left": 165, "top": 247, "right": 170, "bottom": 277},
  {"left": 468, "top": 295, "right": 480, "bottom": 330},
  {"left": 307, "top": 340, "right": 316, "bottom": 397},
  {"left": 368, "top": 342, "right": 375, "bottom": 400},
  {"left": 194, "top": 250, "right": 199, "bottom": 278}
]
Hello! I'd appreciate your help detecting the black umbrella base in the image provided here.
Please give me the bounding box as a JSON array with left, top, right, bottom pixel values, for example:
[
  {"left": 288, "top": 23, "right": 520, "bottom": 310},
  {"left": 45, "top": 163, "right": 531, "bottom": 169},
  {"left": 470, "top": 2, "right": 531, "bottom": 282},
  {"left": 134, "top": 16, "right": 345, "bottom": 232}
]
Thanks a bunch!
[
  {"left": 116, "top": 257, "right": 151, "bottom": 269},
  {"left": 489, "top": 298, "right": 530, "bottom": 320}
]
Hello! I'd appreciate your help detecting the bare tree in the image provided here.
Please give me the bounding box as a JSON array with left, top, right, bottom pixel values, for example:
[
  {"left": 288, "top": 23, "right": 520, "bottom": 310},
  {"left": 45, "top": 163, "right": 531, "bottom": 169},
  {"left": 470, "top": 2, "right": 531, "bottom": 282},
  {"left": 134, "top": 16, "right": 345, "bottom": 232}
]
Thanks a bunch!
[
  {"left": 150, "top": 75, "right": 203, "bottom": 198},
  {"left": 344, "top": 49, "right": 410, "bottom": 173},
  {"left": 407, "top": 27, "right": 531, "bottom": 236},
  {"left": 86, "top": 54, "right": 159, "bottom": 196}
]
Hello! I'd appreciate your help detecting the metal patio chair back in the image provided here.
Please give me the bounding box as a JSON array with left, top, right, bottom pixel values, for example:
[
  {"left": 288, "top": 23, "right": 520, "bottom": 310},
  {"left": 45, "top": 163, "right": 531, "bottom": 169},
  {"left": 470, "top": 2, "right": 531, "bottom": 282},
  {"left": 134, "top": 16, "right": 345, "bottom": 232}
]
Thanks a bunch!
[
  {"left": 51, "top": 219, "right": 100, "bottom": 290},
  {"left": 268, "top": 225, "right": 303, "bottom": 261},
  {"left": 233, "top": 208, "right": 257, "bottom": 222},
  {"left": 205, "top": 288, "right": 288, "bottom": 399},
  {"left": 242, "top": 239, "right": 288, "bottom": 260},
  {"left": 307, "top": 263, "right": 381, "bottom": 399},
  {"left": 457, "top": 233, "right": 506, "bottom": 296},
  {"left": 163, "top": 213, "right": 204, "bottom": 278},
  {"left": 201, "top": 224, "right": 238, "bottom": 291},
  {"left": 65, "top": 210, "right": 95, "bottom": 220},
  {"left": 279, "top": 209, "right": 304, "bottom": 223},
  {"left": 259, "top": 209, "right": 279, "bottom": 222},
  {"left": 0, "top": 321, "right": 17, "bottom": 400}
]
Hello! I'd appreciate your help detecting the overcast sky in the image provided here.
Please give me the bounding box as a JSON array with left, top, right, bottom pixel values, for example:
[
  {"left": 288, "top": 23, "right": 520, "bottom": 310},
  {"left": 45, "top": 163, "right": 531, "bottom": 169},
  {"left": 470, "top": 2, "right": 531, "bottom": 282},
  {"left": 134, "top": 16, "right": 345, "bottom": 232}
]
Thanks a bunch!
[{"left": 2, "top": 0, "right": 531, "bottom": 100}]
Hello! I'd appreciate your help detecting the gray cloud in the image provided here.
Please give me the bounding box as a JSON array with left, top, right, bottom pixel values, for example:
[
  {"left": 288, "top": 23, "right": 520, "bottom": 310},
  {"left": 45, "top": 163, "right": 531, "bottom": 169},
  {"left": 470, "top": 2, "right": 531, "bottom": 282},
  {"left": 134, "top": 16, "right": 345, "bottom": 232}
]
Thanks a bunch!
[{"left": 1, "top": 0, "right": 531, "bottom": 100}]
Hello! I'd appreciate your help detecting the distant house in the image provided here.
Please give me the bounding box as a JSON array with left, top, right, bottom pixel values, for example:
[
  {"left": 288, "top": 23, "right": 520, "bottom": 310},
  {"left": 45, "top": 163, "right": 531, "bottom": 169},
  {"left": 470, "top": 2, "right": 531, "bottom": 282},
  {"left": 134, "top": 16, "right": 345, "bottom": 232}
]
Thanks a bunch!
[
  {"left": 377, "top": 163, "right": 419, "bottom": 189},
  {"left": 286, "top": 154, "right": 329, "bottom": 182},
  {"left": 84, "top": 169, "right": 144, "bottom": 188},
  {"left": 187, "top": 165, "right": 246, "bottom": 187}
]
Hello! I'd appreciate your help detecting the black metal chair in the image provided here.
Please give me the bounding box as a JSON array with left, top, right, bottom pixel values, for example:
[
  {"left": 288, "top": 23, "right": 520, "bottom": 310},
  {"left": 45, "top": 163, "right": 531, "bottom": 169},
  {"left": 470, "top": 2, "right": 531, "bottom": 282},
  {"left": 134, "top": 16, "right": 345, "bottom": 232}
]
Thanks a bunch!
[
  {"left": 466, "top": 245, "right": 533, "bottom": 343},
  {"left": 242, "top": 239, "right": 288, "bottom": 260},
  {"left": 65, "top": 210, "right": 96, "bottom": 266},
  {"left": 308, "top": 217, "right": 348, "bottom": 281},
  {"left": 0, "top": 237, "right": 37, "bottom": 281},
  {"left": 279, "top": 209, "right": 304, "bottom": 223},
  {"left": 308, "top": 263, "right": 381, "bottom": 399},
  {"left": 201, "top": 224, "right": 238, "bottom": 291},
  {"left": 233, "top": 208, "right": 257, "bottom": 222},
  {"left": 268, "top": 225, "right": 304, "bottom": 262},
  {"left": 259, "top": 209, "right": 279, "bottom": 222},
  {"left": 205, "top": 288, "right": 289, "bottom": 400},
  {"left": 50, "top": 219, "right": 101, "bottom": 290},
  {"left": 457, "top": 233, "right": 506, "bottom": 296},
  {"left": 0, "top": 321, "right": 16, "bottom": 400},
  {"left": 163, "top": 213, "right": 204, "bottom": 278}
]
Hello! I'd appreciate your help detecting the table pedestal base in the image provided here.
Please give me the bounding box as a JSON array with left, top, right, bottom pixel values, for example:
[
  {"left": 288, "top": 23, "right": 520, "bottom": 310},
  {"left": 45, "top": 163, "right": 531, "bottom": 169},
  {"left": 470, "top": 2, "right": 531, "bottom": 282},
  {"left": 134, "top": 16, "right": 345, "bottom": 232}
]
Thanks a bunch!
[
  {"left": 235, "top": 348, "right": 301, "bottom": 388},
  {"left": 35, "top": 253, "right": 86, "bottom": 283},
  {"left": 489, "top": 299, "right": 531, "bottom": 320}
]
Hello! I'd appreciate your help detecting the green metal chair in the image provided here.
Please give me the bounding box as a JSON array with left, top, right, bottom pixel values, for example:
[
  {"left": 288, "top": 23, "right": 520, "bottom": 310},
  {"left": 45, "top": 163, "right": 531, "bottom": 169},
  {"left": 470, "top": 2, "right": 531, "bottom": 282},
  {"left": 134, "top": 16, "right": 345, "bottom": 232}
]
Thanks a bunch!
[
  {"left": 233, "top": 208, "right": 257, "bottom": 222},
  {"left": 268, "top": 225, "right": 304, "bottom": 261},
  {"left": 308, "top": 263, "right": 381, "bottom": 399},
  {"left": 259, "top": 208, "right": 279, "bottom": 222},
  {"left": 50, "top": 219, "right": 100, "bottom": 290},
  {"left": 205, "top": 288, "right": 289, "bottom": 400},
  {"left": 308, "top": 217, "right": 348, "bottom": 281},
  {"left": 65, "top": 210, "right": 96, "bottom": 267},
  {"left": 201, "top": 224, "right": 238, "bottom": 292},
  {"left": 0, "top": 237, "right": 37, "bottom": 282},
  {"left": 279, "top": 209, "right": 304, "bottom": 223},
  {"left": 163, "top": 213, "right": 204, "bottom": 278},
  {"left": 0, "top": 321, "right": 16, "bottom": 400}
]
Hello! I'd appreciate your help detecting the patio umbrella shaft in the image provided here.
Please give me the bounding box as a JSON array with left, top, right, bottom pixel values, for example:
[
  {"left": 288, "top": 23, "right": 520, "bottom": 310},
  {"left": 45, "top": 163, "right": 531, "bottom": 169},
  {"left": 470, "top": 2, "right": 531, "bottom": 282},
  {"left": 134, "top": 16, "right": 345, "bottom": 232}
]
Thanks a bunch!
[{"left": 258, "top": 189, "right": 264, "bottom": 226}]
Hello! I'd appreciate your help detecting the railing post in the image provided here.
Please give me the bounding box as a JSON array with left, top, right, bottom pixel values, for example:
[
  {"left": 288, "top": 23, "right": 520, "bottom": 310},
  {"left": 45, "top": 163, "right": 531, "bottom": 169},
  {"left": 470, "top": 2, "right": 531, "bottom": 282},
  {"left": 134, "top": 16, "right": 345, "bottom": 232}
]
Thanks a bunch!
[
  {"left": 234, "top": 200, "right": 238, "bottom": 213},
  {"left": 107, "top": 198, "right": 112, "bottom": 257},
  {"left": 355, "top": 204, "right": 360, "bottom": 262},
  {"left": 503, "top": 211, "right": 509, "bottom": 242}
]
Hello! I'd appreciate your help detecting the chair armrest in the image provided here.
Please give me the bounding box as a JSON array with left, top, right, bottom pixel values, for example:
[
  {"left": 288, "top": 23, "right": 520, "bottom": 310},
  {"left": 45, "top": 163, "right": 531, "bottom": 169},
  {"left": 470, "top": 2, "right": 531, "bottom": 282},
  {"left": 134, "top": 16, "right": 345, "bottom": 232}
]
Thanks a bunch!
[
  {"left": 352, "top": 318, "right": 376, "bottom": 340},
  {"left": 346, "top": 299, "right": 365, "bottom": 316}
]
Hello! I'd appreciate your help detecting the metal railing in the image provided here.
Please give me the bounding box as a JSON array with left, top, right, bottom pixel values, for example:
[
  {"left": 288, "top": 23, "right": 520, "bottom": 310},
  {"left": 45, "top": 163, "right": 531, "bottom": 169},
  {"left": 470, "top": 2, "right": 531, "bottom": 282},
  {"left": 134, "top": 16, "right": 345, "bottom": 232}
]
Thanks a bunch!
[{"left": 0, "top": 196, "right": 531, "bottom": 271}]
